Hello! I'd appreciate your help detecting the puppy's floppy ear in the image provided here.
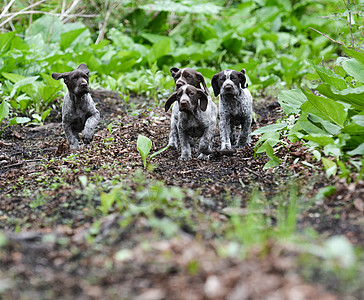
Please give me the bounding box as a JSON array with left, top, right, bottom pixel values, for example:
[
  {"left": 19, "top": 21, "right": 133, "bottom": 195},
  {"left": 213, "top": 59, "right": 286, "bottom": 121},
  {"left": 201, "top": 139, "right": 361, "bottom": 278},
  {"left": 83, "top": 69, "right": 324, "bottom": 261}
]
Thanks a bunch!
[
  {"left": 77, "top": 63, "right": 89, "bottom": 75},
  {"left": 198, "top": 90, "right": 208, "bottom": 111},
  {"left": 170, "top": 67, "right": 180, "bottom": 78},
  {"left": 211, "top": 73, "right": 221, "bottom": 97},
  {"left": 165, "top": 92, "right": 177, "bottom": 112},
  {"left": 52, "top": 72, "right": 70, "bottom": 82},
  {"left": 239, "top": 69, "right": 248, "bottom": 88},
  {"left": 196, "top": 71, "right": 209, "bottom": 95}
]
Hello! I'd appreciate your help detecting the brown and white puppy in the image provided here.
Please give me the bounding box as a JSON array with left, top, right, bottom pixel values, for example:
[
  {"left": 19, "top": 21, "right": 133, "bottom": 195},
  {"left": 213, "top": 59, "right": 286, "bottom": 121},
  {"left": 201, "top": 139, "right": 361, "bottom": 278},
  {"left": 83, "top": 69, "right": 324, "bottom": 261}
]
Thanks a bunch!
[
  {"left": 165, "top": 84, "right": 217, "bottom": 161},
  {"left": 212, "top": 69, "right": 252, "bottom": 151},
  {"left": 170, "top": 67, "right": 210, "bottom": 95},
  {"left": 52, "top": 64, "right": 100, "bottom": 149}
]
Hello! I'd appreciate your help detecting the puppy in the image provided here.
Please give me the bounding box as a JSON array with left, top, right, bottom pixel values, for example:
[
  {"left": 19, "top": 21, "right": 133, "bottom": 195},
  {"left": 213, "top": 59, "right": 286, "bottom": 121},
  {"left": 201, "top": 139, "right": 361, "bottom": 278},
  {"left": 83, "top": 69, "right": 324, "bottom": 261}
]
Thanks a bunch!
[
  {"left": 165, "top": 84, "right": 217, "bottom": 161},
  {"left": 52, "top": 64, "right": 100, "bottom": 149},
  {"left": 211, "top": 69, "right": 253, "bottom": 151},
  {"left": 170, "top": 67, "right": 210, "bottom": 95}
]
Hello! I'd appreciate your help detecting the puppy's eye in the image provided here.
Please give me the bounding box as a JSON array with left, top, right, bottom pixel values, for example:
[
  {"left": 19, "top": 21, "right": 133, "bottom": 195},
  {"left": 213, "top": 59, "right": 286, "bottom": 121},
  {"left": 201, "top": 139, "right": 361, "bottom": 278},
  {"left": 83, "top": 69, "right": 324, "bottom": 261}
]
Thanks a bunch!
[
  {"left": 186, "top": 74, "right": 192, "bottom": 79},
  {"left": 231, "top": 75, "right": 236, "bottom": 80},
  {"left": 221, "top": 76, "right": 226, "bottom": 81}
]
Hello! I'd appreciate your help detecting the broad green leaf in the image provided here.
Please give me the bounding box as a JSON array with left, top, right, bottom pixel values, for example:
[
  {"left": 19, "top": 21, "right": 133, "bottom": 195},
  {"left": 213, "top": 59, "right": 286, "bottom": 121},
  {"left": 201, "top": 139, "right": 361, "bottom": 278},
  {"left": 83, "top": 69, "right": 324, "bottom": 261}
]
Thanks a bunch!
[
  {"left": 302, "top": 89, "right": 347, "bottom": 127},
  {"left": 347, "top": 143, "right": 364, "bottom": 156},
  {"left": 316, "top": 84, "right": 364, "bottom": 110},
  {"left": 2, "top": 72, "right": 25, "bottom": 83},
  {"left": 252, "top": 123, "right": 286, "bottom": 135},
  {"left": 0, "top": 100, "right": 9, "bottom": 123},
  {"left": 303, "top": 134, "right": 335, "bottom": 147},
  {"left": 9, "top": 117, "right": 30, "bottom": 125},
  {"left": 148, "top": 37, "right": 171, "bottom": 65},
  {"left": 352, "top": 114, "right": 364, "bottom": 126},
  {"left": 307, "top": 113, "right": 341, "bottom": 135},
  {"left": 60, "top": 27, "right": 87, "bottom": 50},
  {"left": 342, "top": 58, "right": 364, "bottom": 83},
  {"left": 344, "top": 47, "right": 364, "bottom": 67},
  {"left": 10, "top": 76, "right": 39, "bottom": 98},
  {"left": 0, "top": 31, "right": 15, "bottom": 53},
  {"left": 313, "top": 65, "right": 347, "bottom": 91},
  {"left": 278, "top": 89, "right": 307, "bottom": 115},
  {"left": 137, "top": 135, "right": 152, "bottom": 168},
  {"left": 25, "top": 15, "right": 63, "bottom": 43}
]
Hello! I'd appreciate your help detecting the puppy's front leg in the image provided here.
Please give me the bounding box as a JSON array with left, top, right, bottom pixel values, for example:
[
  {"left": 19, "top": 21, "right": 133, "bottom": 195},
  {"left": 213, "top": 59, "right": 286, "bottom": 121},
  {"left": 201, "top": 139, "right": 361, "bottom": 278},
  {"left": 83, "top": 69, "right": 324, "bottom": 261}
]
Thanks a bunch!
[
  {"left": 219, "top": 117, "right": 232, "bottom": 150},
  {"left": 168, "top": 109, "right": 179, "bottom": 149},
  {"left": 178, "top": 129, "right": 192, "bottom": 161},
  {"left": 63, "top": 122, "right": 80, "bottom": 149},
  {"left": 237, "top": 116, "right": 252, "bottom": 147},
  {"left": 82, "top": 111, "right": 100, "bottom": 144}
]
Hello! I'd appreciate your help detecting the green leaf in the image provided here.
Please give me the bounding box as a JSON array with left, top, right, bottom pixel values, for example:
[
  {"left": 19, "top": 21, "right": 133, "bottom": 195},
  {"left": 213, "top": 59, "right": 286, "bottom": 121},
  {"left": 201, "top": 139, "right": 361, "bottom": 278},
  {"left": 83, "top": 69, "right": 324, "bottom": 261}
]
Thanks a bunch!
[
  {"left": 148, "top": 37, "right": 171, "bottom": 65},
  {"left": 316, "top": 84, "right": 364, "bottom": 111},
  {"left": 60, "top": 27, "right": 87, "bottom": 50},
  {"left": 41, "top": 108, "right": 52, "bottom": 123},
  {"left": 344, "top": 47, "right": 364, "bottom": 67},
  {"left": 342, "top": 58, "right": 364, "bottom": 83},
  {"left": 302, "top": 89, "right": 347, "bottom": 127},
  {"left": 352, "top": 114, "right": 364, "bottom": 126},
  {"left": 303, "top": 134, "right": 335, "bottom": 146},
  {"left": 2, "top": 72, "right": 25, "bottom": 83},
  {"left": 313, "top": 65, "right": 347, "bottom": 91},
  {"left": 252, "top": 123, "right": 286, "bottom": 135},
  {"left": 150, "top": 144, "right": 170, "bottom": 160},
  {"left": 278, "top": 89, "right": 307, "bottom": 115},
  {"left": 347, "top": 143, "right": 364, "bottom": 156},
  {"left": 10, "top": 76, "right": 39, "bottom": 98},
  {"left": 137, "top": 135, "right": 152, "bottom": 168},
  {"left": 0, "top": 31, "right": 15, "bottom": 53},
  {"left": 307, "top": 113, "right": 341, "bottom": 135},
  {"left": 0, "top": 100, "right": 9, "bottom": 123},
  {"left": 9, "top": 117, "right": 31, "bottom": 126}
]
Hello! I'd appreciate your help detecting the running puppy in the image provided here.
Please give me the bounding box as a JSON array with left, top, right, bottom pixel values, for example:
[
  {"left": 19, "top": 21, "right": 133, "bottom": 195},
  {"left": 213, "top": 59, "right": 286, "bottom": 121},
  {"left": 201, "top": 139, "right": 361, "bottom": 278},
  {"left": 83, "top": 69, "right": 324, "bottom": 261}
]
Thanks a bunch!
[
  {"left": 52, "top": 64, "right": 100, "bottom": 149},
  {"left": 165, "top": 84, "right": 217, "bottom": 161},
  {"left": 211, "top": 69, "right": 253, "bottom": 152}
]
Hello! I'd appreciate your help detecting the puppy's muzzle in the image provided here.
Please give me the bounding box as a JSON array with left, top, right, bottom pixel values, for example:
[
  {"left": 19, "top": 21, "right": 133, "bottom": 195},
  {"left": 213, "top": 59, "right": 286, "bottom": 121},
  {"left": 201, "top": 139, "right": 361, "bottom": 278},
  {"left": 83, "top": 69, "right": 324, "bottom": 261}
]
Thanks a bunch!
[{"left": 175, "top": 79, "right": 186, "bottom": 90}]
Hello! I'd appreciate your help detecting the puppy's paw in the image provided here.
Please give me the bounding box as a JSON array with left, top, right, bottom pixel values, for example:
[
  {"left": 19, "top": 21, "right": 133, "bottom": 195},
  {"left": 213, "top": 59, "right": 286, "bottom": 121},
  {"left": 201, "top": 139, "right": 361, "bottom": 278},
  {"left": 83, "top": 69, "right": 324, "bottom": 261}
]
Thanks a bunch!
[
  {"left": 178, "top": 155, "right": 191, "bottom": 161},
  {"left": 197, "top": 153, "right": 210, "bottom": 160},
  {"left": 169, "top": 142, "right": 178, "bottom": 149}
]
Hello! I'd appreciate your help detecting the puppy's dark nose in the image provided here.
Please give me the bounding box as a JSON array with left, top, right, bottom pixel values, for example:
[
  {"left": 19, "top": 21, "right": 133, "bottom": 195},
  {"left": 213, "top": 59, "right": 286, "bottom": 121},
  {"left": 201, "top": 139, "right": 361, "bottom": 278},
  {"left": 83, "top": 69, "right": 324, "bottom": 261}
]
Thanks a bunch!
[
  {"left": 80, "top": 82, "right": 88, "bottom": 88},
  {"left": 176, "top": 82, "right": 184, "bottom": 89},
  {"left": 225, "top": 84, "right": 233, "bottom": 90}
]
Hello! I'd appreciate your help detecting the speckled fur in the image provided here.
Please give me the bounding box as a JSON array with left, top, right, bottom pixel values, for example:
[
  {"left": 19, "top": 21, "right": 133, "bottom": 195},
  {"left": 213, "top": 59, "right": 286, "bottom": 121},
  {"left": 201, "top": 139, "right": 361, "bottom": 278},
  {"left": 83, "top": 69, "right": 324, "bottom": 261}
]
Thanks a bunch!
[
  {"left": 212, "top": 69, "right": 253, "bottom": 150},
  {"left": 52, "top": 64, "right": 100, "bottom": 149},
  {"left": 165, "top": 85, "right": 217, "bottom": 161}
]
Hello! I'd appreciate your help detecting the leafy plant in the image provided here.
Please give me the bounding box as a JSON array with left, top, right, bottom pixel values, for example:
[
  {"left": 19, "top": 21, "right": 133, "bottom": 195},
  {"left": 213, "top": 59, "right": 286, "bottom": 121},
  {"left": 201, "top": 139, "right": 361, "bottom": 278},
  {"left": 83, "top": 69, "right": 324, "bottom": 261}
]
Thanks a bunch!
[{"left": 137, "top": 134, "right": 169, "bottom": 168}]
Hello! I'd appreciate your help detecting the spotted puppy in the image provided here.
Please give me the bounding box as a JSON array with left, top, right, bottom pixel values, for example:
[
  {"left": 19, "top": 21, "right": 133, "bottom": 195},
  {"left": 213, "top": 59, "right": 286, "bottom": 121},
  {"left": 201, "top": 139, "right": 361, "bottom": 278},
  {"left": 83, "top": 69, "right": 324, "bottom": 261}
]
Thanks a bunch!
[
  {"left": 211, "top": 69, "right": 252, "bottom": 152},
  {"left": 52, "top": 63, "right": 100, "bottom": 149},
  {"left": 170, "top": 67, "right": 210, "bottom": 95},
  {"left": 167, "top": 67, "right": 216, "bottom": 156},
  {"left": 165, "top": 84, "right": 217, "bottom": 161}
]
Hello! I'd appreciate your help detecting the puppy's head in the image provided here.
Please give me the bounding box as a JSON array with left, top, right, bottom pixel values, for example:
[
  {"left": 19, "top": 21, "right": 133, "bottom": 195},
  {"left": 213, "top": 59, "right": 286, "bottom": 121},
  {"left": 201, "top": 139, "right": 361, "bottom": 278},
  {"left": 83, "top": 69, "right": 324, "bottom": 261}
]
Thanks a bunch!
[
  {"left": 170, "top": 67, "right": 209, "bottom": 95},
  {"left": 211, "top": 69, "right": 248, "bottom": 97},
  {"left": 165, "top": 85, "right": 208, "bottom": 113},
  {"left": 52, "top": 63, "right": 90, "bottom": 96}
]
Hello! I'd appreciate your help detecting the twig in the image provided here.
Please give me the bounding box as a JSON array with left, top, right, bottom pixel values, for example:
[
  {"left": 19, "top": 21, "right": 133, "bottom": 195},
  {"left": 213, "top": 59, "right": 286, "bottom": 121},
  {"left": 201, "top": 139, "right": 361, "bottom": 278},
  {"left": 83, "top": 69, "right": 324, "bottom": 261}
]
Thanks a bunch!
[
  {"left": 309, "top": 27, "right": 346, "bottom": 46},
  {"left": 348, "top": 0, "right": 355, "bottom": 48},
  {"left": 0, "top": 0, "right": 46, "bottom": 28},
  {"left": 95, "top": 1, "right": 113, "bottom": 45},
  {"left": 60, "top": 0, "right": 81, "bottom": 21},
  {"left": 0, "top": 0, "right": 16, "bottom": 19},
  {"left": 1, "top": 11, "right": 98, "bottom": 19}
]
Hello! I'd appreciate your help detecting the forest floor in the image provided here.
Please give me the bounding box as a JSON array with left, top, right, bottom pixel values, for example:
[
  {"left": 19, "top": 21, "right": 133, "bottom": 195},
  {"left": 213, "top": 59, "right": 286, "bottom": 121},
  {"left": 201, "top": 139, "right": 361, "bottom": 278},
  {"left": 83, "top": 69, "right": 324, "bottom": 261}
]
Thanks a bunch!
[{"left": 0, "top": 91, "right": 363, "bottom": 300}]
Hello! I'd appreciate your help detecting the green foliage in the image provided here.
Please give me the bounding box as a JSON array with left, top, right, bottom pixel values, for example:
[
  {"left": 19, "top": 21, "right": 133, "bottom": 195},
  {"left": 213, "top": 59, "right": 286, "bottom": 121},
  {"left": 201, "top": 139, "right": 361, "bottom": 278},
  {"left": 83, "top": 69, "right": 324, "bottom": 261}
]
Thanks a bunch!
[
  {"left": 254, "top": 48, "right": 364, "bottom": 179},
  {"left": 0, "top": 1, "right": 343, "bottom": 131}
]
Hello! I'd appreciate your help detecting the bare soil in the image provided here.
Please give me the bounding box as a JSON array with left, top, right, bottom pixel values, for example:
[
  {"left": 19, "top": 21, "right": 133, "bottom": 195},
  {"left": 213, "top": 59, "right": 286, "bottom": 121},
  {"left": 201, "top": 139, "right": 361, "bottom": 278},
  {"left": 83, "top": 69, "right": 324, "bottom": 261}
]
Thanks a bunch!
[{"left": 0, "top": 91, "right": 363, "bottom": 300}]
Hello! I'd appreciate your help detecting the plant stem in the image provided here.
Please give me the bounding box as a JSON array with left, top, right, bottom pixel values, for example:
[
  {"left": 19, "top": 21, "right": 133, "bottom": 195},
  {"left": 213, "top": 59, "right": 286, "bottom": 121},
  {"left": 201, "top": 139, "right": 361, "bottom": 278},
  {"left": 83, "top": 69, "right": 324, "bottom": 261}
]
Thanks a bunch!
[{"left": 348, "top": 0, "right": 355, "bottom": 48}]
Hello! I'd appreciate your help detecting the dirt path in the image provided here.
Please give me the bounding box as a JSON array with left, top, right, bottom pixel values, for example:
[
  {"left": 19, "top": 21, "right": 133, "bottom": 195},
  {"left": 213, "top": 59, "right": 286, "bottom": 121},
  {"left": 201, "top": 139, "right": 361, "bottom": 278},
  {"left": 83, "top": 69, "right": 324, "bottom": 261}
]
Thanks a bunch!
[{"left": 0, "top": 91, "right": 363, "bottom": 299}]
